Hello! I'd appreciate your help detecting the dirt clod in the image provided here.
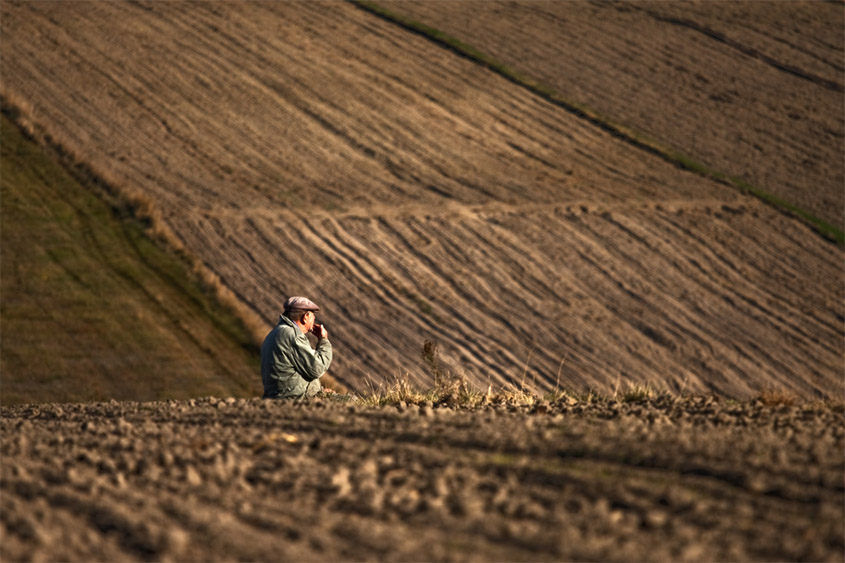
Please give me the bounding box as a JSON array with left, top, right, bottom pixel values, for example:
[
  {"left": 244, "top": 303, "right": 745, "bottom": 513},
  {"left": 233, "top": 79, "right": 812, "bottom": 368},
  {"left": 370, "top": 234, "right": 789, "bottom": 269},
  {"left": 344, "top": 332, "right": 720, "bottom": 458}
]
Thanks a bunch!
[{"left": 2, "top": 397, "right": 842, "bottom": 561}]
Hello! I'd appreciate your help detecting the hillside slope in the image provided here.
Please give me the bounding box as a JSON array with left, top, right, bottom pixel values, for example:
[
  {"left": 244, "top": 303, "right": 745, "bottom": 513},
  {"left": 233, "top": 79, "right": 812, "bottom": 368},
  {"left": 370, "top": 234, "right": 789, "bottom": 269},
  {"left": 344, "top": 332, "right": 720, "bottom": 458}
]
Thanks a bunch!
[
  {"left": 1, "top": 1, "right": 841, "bottom": 398},
  {"left": 0, "top": 114, "right": 259, "bottom": 404},
  {"left": 383, "top": 0, "right": 844, "bottom": 231}
]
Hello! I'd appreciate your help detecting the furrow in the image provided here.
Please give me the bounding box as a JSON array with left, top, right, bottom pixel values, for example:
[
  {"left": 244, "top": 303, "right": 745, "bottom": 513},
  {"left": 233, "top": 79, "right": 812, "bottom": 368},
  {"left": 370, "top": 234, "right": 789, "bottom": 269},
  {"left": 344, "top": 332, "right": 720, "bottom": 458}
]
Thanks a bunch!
[
  {"left": 541, "top": 216, "right": 747, "bottom": 393},
  {"left": 353, "top": 216, "right": 529, "bottom": 382},
  {"left": 642, "top": 211, "right": 842, "bottom": 393},
  {"left": 367, "top": 217, "right": 534, "bottom": 381}
]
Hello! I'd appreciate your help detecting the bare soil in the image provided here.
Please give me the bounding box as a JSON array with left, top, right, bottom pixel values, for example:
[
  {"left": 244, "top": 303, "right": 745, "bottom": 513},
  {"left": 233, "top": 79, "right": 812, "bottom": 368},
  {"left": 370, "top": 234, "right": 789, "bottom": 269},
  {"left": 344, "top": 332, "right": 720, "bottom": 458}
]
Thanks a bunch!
[
  {"left": 385, "top": 0, "right": 845, "bottom": 231},
  {"left": 2, "top": 397, "right": 843, "bottom": 562},
  {"left": 0, "top": 1, "right": 842, "bottom": 399}
]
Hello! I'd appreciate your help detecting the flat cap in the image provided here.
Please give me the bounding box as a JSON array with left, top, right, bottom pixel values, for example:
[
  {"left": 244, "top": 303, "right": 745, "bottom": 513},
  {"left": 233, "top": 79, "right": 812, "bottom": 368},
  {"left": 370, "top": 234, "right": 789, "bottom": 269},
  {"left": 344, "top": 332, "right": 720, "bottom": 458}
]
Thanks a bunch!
[{"left": 283, "top": 296, "right": 320, "bottom": 312}]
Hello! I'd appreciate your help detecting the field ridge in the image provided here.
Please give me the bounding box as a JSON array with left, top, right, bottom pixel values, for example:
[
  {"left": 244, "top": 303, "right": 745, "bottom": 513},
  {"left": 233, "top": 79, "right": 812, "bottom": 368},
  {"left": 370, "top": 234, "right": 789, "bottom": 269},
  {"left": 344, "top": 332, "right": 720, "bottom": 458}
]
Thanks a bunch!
[{"left": 352, "top": 0, "right": 844, "bottom": 245}]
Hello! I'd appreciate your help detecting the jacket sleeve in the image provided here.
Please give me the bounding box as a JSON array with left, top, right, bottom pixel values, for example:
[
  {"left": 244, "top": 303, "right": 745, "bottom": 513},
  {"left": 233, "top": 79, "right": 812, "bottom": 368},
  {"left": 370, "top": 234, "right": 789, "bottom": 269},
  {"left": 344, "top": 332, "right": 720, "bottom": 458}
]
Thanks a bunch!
[{"left": 286, "top": 331, "right": 333, "bottom": 381}]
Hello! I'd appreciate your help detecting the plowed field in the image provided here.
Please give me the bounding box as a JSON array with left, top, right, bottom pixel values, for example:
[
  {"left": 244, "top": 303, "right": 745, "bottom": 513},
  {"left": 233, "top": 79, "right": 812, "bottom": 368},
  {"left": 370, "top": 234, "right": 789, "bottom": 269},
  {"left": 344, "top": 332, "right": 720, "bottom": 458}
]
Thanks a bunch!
[
  {"left": 2, "top": 396, "right": 843, "bottom": 561},
  {"left": 385, "top": 0, "right": 845, "bottom": 230},
  {"left": 1, "top": 1, "right": 842, "bottom": 398}
]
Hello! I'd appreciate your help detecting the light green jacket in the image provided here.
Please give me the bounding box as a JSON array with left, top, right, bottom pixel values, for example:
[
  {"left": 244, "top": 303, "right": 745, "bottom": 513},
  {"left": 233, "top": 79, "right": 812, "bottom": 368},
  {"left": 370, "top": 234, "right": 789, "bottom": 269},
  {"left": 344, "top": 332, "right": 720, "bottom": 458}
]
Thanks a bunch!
[{"left": 260, "top": 315, "right": 333, "bottom": 399}]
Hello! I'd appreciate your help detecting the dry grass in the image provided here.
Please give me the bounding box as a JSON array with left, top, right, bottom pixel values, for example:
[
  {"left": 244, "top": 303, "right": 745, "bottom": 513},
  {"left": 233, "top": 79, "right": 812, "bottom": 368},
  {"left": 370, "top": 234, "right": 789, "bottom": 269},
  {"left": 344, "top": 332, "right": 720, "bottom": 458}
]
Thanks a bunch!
[
  {"left": 356, "top": 373, "right": 824, "bottom": 410},
  {"left": 359, "top": 342, "right": 527, "bottom": 407},
  {"left": 358, "top": 366, "right": 820, "bottom": 409},
  {"left": 617, "top": 382, "right": 661, "bottom": 403},
  {"left": 360, "top": 374, "right": 525, "bottom": 408},
  {"left": 756, "top": 388, "right": 799, "bottom": 407}
]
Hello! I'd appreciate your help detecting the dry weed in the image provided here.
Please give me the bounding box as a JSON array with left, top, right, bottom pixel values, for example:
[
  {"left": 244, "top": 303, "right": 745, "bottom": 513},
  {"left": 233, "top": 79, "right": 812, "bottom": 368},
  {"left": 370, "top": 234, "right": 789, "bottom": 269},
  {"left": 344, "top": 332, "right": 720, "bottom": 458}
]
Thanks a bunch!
[{"left": 756, "top": 388, "right": 799, "bottom": 407}]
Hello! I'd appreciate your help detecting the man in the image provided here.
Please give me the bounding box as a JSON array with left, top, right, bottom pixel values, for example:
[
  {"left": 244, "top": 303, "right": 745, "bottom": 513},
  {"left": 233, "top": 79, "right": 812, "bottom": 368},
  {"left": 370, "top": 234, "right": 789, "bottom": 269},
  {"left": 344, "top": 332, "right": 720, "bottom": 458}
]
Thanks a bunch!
[{"left": 260, "top": 296, "right": 333, "bottom": 399}]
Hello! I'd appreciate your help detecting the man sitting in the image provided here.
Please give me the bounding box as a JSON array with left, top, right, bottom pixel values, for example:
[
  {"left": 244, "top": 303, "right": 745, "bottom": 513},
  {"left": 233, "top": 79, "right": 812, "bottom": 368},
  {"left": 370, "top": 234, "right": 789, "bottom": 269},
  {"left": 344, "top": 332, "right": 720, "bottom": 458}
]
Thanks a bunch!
[{"left": 260, "top": 296, "right": 333, "bottom": 399}]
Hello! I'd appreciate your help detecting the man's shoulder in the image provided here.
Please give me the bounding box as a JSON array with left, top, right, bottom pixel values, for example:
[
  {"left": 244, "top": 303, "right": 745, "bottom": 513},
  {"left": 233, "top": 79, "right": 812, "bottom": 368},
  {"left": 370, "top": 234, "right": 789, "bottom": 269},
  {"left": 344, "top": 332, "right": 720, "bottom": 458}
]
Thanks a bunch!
[
  {"left": 277, "top": 323, "right": 299, "bottom": 339},
  {"left": 265, "top": 319, "right": 296, "bottom": 343}
]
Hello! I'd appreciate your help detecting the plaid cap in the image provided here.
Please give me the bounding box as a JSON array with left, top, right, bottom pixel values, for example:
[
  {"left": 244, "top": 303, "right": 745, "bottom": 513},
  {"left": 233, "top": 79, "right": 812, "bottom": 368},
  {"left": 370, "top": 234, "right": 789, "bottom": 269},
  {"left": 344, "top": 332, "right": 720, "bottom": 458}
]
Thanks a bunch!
[{"left": 283, "top": 296, "right": 320, "bottom": 312}]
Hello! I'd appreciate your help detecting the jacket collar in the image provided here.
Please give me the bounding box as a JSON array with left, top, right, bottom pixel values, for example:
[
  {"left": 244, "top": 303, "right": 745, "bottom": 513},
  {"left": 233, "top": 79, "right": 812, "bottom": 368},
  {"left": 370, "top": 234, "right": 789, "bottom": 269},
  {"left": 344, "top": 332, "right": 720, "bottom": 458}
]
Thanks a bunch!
[{"left": 279, "top": 314, "right": 301, "bottom": 332}]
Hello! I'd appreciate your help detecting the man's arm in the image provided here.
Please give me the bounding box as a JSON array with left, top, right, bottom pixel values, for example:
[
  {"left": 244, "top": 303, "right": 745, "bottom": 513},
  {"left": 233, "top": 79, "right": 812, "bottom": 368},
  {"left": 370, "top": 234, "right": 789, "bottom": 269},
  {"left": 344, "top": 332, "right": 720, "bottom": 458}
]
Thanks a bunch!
[{"left": 288, "top": 331, "right": 332, "bottom": 381}]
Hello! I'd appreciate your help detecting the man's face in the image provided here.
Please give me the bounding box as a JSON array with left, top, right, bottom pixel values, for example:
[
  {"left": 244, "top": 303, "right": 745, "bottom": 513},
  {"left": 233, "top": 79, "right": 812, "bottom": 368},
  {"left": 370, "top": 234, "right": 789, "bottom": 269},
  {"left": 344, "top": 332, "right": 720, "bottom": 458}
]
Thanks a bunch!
[{"left": 304, "top": 311, "right": 316, "bottom": 331}]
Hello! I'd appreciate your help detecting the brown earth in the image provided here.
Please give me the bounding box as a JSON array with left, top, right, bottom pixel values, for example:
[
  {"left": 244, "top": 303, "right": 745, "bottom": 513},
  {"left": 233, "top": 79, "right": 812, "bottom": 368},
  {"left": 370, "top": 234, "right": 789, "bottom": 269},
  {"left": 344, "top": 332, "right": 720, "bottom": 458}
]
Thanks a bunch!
[
  {"left": 385, "top": 0, "right": 845, "bottom": 231},
  {"left": 0, "top": 1, "right": 842, "bottom": 399},
  {"left": 2, "top": 396, "right": 843, "bottom": 561}
]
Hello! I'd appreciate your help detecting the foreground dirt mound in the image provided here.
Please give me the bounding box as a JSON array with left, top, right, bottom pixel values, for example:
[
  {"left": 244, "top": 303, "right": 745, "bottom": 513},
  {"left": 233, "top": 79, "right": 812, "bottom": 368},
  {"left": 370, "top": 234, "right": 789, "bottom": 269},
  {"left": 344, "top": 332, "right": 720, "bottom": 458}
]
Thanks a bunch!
[
  {"left": 1, "top": 2, "right": 842, "bottom": 398},
  {"left": 2, "top": 397, "right": 843, "bottom": 561}
]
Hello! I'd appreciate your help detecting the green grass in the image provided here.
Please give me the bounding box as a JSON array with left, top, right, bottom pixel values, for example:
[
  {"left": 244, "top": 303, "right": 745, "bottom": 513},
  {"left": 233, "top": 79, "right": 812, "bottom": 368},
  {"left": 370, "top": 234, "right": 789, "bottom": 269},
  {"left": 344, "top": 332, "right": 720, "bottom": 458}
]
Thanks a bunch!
[
  {"left": 350, "top": 0, "right": 844, "bottom": 246},
  {"left": 1, "top": 111, "right": 260, "bottom": 405}
]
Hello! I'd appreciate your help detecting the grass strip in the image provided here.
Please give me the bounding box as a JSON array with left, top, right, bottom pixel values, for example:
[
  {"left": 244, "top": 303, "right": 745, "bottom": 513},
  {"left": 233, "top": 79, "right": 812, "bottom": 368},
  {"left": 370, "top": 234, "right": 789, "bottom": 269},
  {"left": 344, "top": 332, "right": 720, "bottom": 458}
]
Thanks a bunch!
[
  {"left": 1, "top": 110, "right": 259, "bottom": 405},
  {"left": 350, "top": 0, "right": 844, "bottom": 245},
  {"left": 360, "top": 368, "right": 842, "bottom": 408}
]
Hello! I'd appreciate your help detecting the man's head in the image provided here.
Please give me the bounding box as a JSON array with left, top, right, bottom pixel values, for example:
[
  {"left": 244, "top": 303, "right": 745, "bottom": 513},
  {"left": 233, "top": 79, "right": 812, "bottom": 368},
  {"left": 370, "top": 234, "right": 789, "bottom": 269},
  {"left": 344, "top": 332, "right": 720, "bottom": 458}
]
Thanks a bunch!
[
  {"left": 283, "top": 296, "right": 320, "bottom": 314},
  {"left": 283, "top": 296, "right": 320, "bottom": 333}
]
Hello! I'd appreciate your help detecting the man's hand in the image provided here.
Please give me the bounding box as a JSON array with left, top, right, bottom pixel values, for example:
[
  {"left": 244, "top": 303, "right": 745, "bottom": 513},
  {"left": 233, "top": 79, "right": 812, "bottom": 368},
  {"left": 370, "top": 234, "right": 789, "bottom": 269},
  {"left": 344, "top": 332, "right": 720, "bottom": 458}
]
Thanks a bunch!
[{"left": 312, "top": 323, "right": 328, "bottom": 340}]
